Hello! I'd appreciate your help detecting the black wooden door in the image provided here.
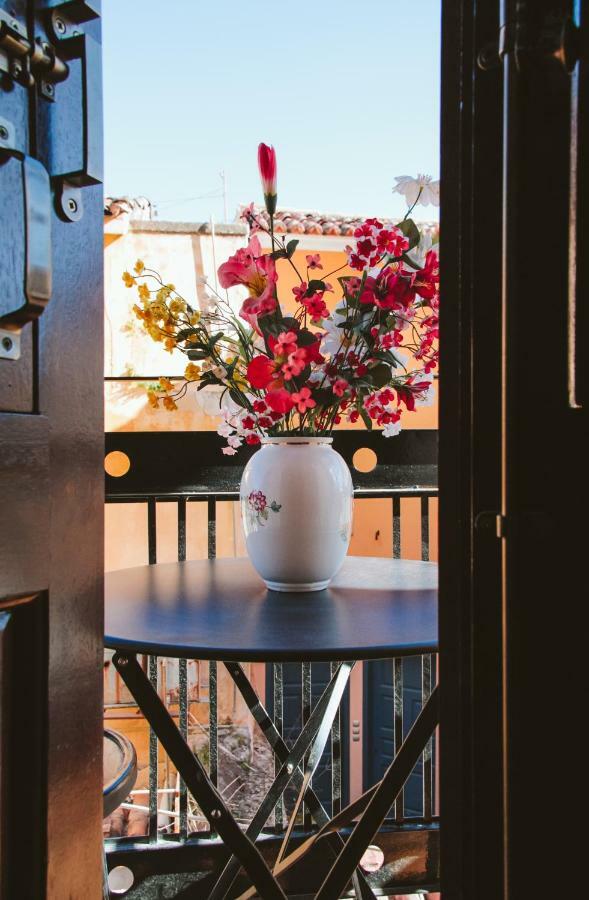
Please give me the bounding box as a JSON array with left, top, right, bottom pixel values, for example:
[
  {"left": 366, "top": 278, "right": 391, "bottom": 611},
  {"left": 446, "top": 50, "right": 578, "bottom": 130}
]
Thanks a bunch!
[
  {"left": 440, "top": 1, "right": 588, "bottom": 898},
  {"left": 0, "top": 2, "right": 104, "bottom": 896}
]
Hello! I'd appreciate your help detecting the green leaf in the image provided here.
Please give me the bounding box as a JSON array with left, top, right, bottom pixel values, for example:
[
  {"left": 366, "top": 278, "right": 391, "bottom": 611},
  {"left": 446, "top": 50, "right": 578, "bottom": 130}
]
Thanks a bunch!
[
  {"left": 176, "top": 327, "right": 202, "bottom": 342},
  {"left": 270, "top": 501, "right": 282, "bottom": 512},
  {"left": 373, "top": 350, "right": 401, "bottom": 368},
  {"left": 307, "top": 279, "right": 326, "bottom": 294},
  {"left": 396, "top": 218, "right": 420, "bottom": 250},
  {"left": 197, "top": 375, "right": 223, "bottom": 390},
  {"left": 229, "top": 388, "right": 245, "bottom": 407},
  {"left": 286, "top": 239, "right": 299, "bottom": 258},
  {"left": 296, "top": 328, "right": 318, "bottom": 347},
  {"left": 359, "top": 406, "right": 373, "bottom": 430},
  {"left": 368, "top": 363, "right": 392, "bottom": 388},
  {"left": 208, "top": 331, "right": 225, "bottom": 347},
  {"left": 401, "top": 251, "right": 421, "bottom": 270},
  {"left": 187, "top": 349, "right": 211, "bottom": 360},
  {"left": 270, "top": 248, "right": 288, "bottom": 260}
]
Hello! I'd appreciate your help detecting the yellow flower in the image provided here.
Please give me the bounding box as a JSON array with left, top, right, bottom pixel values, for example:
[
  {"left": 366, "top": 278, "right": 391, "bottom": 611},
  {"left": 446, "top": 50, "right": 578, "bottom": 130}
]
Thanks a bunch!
[
  {"left": 163, "top": 396, "right": 178, "bottom": 411},
  {"left": 164, "top": 337, "right": 176, "bottom": 352},
  {"left": 147, "top": 390, "right": 159, "bottom": 409},
  {"left": 185, "top": 363, "right": 201, "bottom": 381},
  {"left": 189, "top": 313, "right": 201, "bottom": 326},
  {"left": 159, "top": 377, "right": 174, "bottom": 392},
  {"left": 166, "top": 283, "right": 175, "bottom": 292},
  {"left": 138, "top": 283, "right": 150, "bottom": 301},
  {"left": 169, "top": 299, "right": 186, "bottom": 314},
  {"left": 134, "top": 259, "right": 145, "bottom": 275},
  {"left": 122, "top": 271, "right": 135, "bottom": 288}
]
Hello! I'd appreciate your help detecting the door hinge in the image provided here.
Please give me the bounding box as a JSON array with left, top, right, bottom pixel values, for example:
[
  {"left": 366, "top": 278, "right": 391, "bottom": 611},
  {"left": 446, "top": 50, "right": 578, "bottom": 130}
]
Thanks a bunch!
[{"left": 478, "top": 12, "right": 580, "bottom": 74}]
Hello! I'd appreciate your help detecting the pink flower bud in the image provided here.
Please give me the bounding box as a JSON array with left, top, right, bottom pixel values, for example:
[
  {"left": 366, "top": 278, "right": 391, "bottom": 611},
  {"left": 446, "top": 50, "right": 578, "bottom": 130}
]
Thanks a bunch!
[{"left": 258, "top": 143, "right": 277, "bottom": 215}]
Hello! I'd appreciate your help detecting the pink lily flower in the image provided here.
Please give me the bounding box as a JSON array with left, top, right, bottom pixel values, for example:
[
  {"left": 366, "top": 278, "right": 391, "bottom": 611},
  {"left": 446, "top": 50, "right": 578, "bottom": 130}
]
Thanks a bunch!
[
  {"left": 217, "top": 235, "right": 278, "bottom": 330},
  {"left": 258, "top": 143, "right": 277, "bottom": 215}
]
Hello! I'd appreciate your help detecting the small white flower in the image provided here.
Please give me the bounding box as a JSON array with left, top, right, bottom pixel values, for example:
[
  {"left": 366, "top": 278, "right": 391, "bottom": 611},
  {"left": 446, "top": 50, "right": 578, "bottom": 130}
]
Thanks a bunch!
[
  {"left": 227, "top": 434, "right": 243, "bottom": 448},
  {"left": 198, "top": 290, "right": 217, "bottom": 314},
  {"left": 406, "top": 231, "right": 434, "bottom": 268},
  {"left": 393, "top": 174, "right": 440, "bottom": 208},
  {"left": 415, "top": 371, "right": 435, "bottom": 407},
  {"left": 383, "top": 420, "right": 402, "bottom": 438},
  {"left": 196, "top": 384, "right": 224, "bottom": 417},
  {"left": 222, "top": 446, "right": 238, "bottom": 456},
  {"left": 321, "top": 317, "right": 347, "bottom": 357},
  {"left": 217, "top": 420, "right": 233, "bottom": 438}
]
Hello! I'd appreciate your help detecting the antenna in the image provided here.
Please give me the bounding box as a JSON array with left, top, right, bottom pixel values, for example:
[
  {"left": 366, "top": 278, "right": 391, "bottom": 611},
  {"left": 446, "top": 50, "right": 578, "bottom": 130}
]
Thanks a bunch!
[{"left": 220, "top": 170, "right": 228, "bottom": 222}]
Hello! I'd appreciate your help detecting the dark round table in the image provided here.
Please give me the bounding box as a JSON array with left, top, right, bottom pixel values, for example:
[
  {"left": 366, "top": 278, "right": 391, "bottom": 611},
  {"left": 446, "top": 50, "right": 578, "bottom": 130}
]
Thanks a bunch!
[
  {"left": 105, "top": 555, "right": 438, "bottom": 662},
  {"left": 104, "top": 556, "right": 439, "bottom": 900}
]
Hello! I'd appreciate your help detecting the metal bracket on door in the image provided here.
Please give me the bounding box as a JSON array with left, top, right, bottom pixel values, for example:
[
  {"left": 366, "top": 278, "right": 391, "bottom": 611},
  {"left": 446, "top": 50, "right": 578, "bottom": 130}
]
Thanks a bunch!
[
  {"left": 478, "top": 12, "right": 580, "bottom": 73},
  {"left": 0, "top": 119, "right": 52, "bottom": 353}
]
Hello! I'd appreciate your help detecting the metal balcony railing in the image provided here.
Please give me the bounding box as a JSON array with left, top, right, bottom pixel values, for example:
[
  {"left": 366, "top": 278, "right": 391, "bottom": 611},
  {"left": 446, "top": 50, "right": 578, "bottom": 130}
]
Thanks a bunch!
[{"left": 103, "top": 429, "right": 439, "bottom": 896}]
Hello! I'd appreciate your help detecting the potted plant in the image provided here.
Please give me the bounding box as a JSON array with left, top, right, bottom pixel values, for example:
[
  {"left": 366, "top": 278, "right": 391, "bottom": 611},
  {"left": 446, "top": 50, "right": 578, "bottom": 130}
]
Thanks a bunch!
[{"left": 123, "top": 145, "right": 439, "bottom": 591}]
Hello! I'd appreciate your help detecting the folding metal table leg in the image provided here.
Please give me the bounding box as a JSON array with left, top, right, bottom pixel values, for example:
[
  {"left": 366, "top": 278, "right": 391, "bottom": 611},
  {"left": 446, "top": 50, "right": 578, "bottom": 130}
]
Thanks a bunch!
[
  {"left": 207, "top": 661, "right": 355, "bottom": 900},
  {"left": 112, "top": 651, "right": 287, "bottom": 900},
  {"left": 224, "top": 662, "right": 377, "bottom": 900},
  {"left": 315, "top": 685, "right": 440, "bottom": 900}
]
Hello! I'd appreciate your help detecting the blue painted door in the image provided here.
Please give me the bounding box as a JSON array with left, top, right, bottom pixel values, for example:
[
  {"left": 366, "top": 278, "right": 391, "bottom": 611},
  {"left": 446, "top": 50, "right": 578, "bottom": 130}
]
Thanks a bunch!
[{"left": 364, "top": 656, "right": 433, "bottom": 816}]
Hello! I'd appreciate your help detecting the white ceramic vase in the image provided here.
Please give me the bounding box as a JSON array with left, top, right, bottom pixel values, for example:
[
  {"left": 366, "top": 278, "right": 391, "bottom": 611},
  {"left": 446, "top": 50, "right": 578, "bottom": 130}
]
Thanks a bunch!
[{"left": 240, "top": 437, "right": 353, "bottom": 592}]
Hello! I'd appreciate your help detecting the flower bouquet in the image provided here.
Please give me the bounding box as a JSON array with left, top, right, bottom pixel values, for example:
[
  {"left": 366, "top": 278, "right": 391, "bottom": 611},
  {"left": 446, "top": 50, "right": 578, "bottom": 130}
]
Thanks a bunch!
[{"left": 123, "top": 145, "right": 439, "bottom": 591}]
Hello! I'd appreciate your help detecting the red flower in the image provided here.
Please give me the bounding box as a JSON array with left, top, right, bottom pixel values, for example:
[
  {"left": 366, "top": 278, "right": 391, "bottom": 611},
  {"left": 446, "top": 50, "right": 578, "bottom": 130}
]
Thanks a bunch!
[
  {"left": 269, "top": 330, "right": 298, "bottom": 358},
  {"left": 359, "top": 267, "right": 415, "bottom": 310},
  {"left": 304, "top": 337, "right": 325, "bottom": 364},
  {"left": 265, "top": 388, "right": 295, "bottom": 415},
  {"left": 247, "top": 355, "right": 275, "bottom": 389},
  {"left": 246, "top": 433, "right": 261, "bottom": 445},
  {"left": 292, "top": 282, "right": 308, "bottom": 301},
  {"left": 333, "top": 378, "right": 349, "bottom": 397},
  {"left": 413, "top": 250, "right": 439, "bottom": 299},
  {"left": 258, "top": 143, "right": 277, "bottom": 215},
  {"left": 302, "top": 293, "right": 329, "bottom": 323},
  {"left": 291, "top": 386, "right": 316, "bottom": 413},
  {"left": 306, "top": 253, "right": 323, "bottom": 270}
]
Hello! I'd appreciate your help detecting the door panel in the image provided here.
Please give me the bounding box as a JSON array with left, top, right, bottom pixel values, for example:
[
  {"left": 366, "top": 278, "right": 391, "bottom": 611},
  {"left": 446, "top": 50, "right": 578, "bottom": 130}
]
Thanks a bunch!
[{"left": 1, "top": 1, "right": 104, "bottom": 896}]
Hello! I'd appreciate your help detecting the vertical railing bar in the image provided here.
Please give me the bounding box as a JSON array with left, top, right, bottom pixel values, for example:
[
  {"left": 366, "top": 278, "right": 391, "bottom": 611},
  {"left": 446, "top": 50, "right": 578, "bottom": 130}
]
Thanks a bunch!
[
  {"left": 209, "top": 659, "right": 218, "bottom": 788},
  {"left": 393, "top": 656, "right": 404, "bottom": 820},
  {"left": 330, "top": 659, "right": 342, "bottom": 817},
  {"left": 148, "top": 654, "right": 158, "bottom": 841},
  {"left": 302, "top": 662, "right": 312, "bottom": 829},
  {"left": 208, "top": 497, "right": 217, "bottom": 560},
  {"left": 177, "top": 497, "right": 186, "bottom": 562},
  {"left": 147, "top": 497, "right": 157, "bottom": 565},
  {"left": 273, "top": 662, "right": 284, "bottom": 831},
  {"left": 179, "top": 657, "right": 188, "bottom": 838},
  {"left": 146, "top": 497, "right": 158, "bottom": 840},
  {"left": 392, "top": 496, "right": 401, "bottom": 559},
  {"left": 177, "top": 497, "right": 188, "bottom": 837},
  {"left": 422, "top": 653, "right": 433, "bottom": 819},
  {"left": 420, "top": 495, "right": 430, "bottom": 562}
]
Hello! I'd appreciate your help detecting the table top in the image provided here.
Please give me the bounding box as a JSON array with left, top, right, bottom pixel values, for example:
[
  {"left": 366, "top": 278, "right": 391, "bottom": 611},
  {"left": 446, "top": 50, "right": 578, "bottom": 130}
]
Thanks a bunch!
[{"left": 104, "top": 556, "right": 438, "bottom": 662}]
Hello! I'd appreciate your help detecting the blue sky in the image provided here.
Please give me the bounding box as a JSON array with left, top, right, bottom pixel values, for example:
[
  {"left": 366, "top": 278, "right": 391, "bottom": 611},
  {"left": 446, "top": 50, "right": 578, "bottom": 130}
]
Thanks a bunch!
[{"left": 103, "top": 0, "right": 440, "bottom": 223}]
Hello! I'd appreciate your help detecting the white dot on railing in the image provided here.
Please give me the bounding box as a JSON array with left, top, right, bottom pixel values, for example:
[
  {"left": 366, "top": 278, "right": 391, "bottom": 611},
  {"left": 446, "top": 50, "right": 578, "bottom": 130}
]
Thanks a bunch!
[
  {"left": 359, "top": 844, "right": 385, "bottom": 872},
  {"left": 104, "top": 451, "right": 131, "bottom": 478},
  {"left": 108, "top": 865, "right": 134, "bottom": 894},
  {"left": 352, "top": 447, "right": 378, "bottom": 473}
]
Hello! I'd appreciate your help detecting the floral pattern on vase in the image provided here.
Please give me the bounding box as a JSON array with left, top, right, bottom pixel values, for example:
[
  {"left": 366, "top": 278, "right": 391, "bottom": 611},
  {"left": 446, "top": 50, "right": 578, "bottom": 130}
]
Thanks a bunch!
[{"left": 245, "top": 490, "right": 282, "bottom": 528}]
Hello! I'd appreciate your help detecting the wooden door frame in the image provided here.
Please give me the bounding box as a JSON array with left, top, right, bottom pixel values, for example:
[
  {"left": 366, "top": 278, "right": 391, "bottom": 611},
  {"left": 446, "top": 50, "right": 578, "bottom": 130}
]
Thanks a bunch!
[{"left": 439, "top": 2, "right": 505, "bottom": 897}]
